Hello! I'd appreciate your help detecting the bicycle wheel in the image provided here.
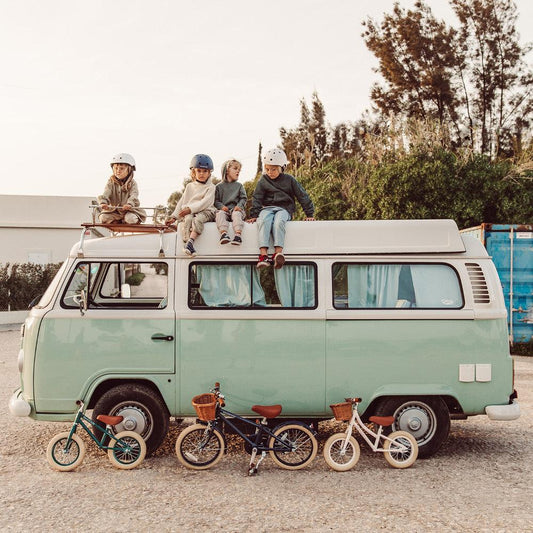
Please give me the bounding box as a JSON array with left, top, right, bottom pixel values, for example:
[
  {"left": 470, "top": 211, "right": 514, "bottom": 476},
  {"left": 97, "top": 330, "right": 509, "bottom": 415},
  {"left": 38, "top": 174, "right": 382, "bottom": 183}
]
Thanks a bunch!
[
  {"left": 383, "top": 430, "right": 418, "bottom": 469},
  {"left": 46, "top": 432, "right": 86, "bottom": 471},
  {"left": 268, "top": 423, "right": 318, "bottom": 470},
  {"left": 175, "top": 424, "right": 225, "bottom": 470},
  {"left": 108, "top": 431, "right": 147, "bottom": 470},
  {"left": 323, "top": 433, "right": 361, "bottom": 472}
]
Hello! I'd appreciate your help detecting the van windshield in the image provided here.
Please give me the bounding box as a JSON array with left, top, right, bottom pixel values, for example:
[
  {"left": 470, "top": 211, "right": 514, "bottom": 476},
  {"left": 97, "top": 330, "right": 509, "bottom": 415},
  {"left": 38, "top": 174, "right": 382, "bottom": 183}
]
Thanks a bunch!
[{"left": 34, "top": 261, "right": 67, "bottom": 309}]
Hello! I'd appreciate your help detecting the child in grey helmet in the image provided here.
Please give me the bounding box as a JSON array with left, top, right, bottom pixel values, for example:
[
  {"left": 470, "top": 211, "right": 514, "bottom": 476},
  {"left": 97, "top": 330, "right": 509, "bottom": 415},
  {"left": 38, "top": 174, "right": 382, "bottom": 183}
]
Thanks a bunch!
[
  {"left": 166, "top": 154, "right": 216, "bottom": 257},
  {"left": 215, "top": 159, "right": 247, "bottom": 245},
  {"left": 98, "top": 153, "right": 147, "bottom": 224}
]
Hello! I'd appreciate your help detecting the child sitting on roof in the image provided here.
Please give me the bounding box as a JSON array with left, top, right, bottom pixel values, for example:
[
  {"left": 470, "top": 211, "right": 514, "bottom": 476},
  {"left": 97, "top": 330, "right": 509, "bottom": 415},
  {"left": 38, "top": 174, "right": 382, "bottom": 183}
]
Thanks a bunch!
[
  {"left": 215, "top": 159, "right": 247, "bottom": 245},
  {"left": 166, "top": 154, "right": 216, "bottom": 257},
  {"left": 248, "top": 148, "right": 315, "bottom": 269},
  {"left": 97, "top": 153, "right": 146, "bottom": 224}
]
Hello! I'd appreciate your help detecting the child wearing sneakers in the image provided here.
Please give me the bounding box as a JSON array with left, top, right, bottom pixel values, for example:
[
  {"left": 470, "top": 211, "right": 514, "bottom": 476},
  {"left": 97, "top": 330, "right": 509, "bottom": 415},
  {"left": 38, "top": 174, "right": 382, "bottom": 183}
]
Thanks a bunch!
[
  {"left": 248, "top": 148, "right": 315, "bottom": 268},
  {"left": 215, "top": 159, "right": 247, "bottom": 245},
  {"left": 166, "top": 154, "right": 216, "bottom": 257}
]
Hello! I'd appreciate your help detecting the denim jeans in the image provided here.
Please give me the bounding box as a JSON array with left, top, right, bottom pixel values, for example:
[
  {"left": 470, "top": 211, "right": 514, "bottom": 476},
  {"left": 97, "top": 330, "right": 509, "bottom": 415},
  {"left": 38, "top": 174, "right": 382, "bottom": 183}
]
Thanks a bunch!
[{"left": 257, "top": 206, "right": 291, "bottom": 248}]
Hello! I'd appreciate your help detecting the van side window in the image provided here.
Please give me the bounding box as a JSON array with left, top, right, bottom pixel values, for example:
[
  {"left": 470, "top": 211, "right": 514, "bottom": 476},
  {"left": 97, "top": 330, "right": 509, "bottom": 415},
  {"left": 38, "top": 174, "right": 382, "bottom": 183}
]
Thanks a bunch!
[
  {"left": 332, "top": 263, "right": 463, "bottom": 309},
  {"left": 61, "top": 262, "right": 168, "bottom": 309},
  {"left": 189, "top": 263, "right": 317, "bottom": 309}
]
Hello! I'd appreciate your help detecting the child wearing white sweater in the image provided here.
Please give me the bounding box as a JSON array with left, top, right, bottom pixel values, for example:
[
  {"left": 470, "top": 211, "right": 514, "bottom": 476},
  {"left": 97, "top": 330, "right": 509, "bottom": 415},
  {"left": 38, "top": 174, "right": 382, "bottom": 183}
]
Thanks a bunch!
[{"left": 166, "top": 154, "right": 216, "bottom": 257}]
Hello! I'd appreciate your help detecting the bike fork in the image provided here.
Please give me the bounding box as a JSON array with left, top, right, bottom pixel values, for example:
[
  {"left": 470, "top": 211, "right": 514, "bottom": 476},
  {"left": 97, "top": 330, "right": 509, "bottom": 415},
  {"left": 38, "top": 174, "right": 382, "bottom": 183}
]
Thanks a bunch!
[{"left": 248, "top": 447, "right": 267, "bottom": 476}]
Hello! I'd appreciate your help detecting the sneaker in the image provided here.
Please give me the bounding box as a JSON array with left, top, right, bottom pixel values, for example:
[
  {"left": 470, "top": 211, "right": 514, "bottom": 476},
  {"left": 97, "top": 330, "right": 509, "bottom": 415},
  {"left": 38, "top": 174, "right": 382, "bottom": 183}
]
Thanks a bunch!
[
  {"left": 273, "top": 252, "right": 285, "bottom": 269},
  {"left": 256, "top": 254, "right": 273, "bottom": 268},
  {"left": 231, "top": 235, "right": 242, "bottom": 245},
  {"left": 219, "top": 233, "right": 231, "bottom": 245},
  {"left": 183, "top": 240, "right": 197, "bottom": 257}
]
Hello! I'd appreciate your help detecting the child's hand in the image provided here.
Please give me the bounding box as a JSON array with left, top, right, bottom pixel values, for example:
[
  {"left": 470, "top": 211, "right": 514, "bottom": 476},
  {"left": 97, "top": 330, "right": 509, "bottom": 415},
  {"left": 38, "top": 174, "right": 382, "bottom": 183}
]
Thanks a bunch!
[
  {"left": 233, "top": 206, "right": 241, "bottom": 212},
  {"left": 305, "top": 217, "right": 315, "bottom": 221},
  {"left": 247, "top": 218, "right": 257, "bottom": 223},
  {"left": 122, "top": 204, "right": 132, "bottom": 211},
  {"left": 222, "top": 206, "right": 229, "bottom": 212},
  {"left": 100, "top": 203, "right": 110, "bottom": 210},
  {"left": 178, "top": 207, "right": 192, "bottom": 217},
  {"left": 166, "top": 217, "right": 177, "bottom": 226}
]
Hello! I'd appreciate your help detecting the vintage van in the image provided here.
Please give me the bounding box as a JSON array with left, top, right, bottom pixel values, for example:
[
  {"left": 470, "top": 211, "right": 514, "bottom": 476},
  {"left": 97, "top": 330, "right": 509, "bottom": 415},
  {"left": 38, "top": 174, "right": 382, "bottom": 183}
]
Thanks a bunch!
[{"left": 9, "top": 219, "right": 520, "bottom": 457}]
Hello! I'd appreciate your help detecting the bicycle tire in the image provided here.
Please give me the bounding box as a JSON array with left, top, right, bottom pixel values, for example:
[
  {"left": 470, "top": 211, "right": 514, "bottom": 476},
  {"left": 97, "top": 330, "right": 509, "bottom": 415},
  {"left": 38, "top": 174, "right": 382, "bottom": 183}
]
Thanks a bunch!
[
  {"left": 46, "top": 432, "right": 86, "bottom": 471},
  {"left": 323, "top": 433, "right": 361, "bottom": 472},
  {"left": 268, "top": 423, "right": 318, "bottom": 470},
  {"left": 175, "top": 424, "right": 225, "bottom": 470},
  {"left": 383, "top": 430, "right": 418, "bottom": 468},
  {"left": 108, "top": 431, "right": 147, "bottom": 470}
]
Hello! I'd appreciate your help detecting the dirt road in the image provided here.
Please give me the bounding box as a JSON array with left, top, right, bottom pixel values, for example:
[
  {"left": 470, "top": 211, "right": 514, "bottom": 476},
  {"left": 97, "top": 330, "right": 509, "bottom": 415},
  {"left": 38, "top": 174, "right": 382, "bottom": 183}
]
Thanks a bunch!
[{"left": 1, "top": 329, "right": 531, "bottom": 532}]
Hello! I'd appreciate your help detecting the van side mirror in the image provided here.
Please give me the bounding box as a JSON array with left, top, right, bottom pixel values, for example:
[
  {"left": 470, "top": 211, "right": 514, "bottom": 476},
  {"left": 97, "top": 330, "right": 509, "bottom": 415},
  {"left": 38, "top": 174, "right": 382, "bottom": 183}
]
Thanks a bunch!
[
  {"left": 79, "top": 289, "right": 88, "bottom": 316},
  {"left": 121, "top": 283, "right": 131, "bottom": 298}
]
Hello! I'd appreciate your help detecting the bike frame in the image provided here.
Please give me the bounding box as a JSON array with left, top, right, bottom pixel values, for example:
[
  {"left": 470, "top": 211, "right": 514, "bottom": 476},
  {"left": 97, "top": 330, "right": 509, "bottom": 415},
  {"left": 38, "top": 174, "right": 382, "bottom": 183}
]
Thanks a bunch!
[
  {"left": 341, "top": 404, "right": 408, "bottom": 454},
  {"left": 206, "top": 406, "right": 295, "bottom": 453},
  {"left": 64, "top": 403, "right": 122, "bottom": 451}
]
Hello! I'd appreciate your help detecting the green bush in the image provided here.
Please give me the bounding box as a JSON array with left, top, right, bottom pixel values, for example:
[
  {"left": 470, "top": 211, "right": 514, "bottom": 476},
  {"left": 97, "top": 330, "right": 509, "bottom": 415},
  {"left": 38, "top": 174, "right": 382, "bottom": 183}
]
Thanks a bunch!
[
  {"left": 0, "top": 262, "right": 63, "bottom": 311},
  {"left": 125, "top": 272, "right": 145, "bottom": 286}
]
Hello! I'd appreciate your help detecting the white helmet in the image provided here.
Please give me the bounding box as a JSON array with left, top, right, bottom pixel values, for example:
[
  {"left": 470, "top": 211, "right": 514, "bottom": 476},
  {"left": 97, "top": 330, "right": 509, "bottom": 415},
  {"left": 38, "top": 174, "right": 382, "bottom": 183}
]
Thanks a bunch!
[
  {"left": 263, "top": 148, "right": 288, "bottom": 168},
  {"left": 110, "top": 153, "right": 136, "bottom": 170}
]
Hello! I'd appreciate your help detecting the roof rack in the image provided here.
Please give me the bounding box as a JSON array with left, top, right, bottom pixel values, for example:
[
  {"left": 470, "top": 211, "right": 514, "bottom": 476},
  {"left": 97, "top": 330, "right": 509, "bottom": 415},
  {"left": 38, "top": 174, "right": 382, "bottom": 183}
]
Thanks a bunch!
[{"left": 78, "top": 205, "right": 176, "bottom": 258}]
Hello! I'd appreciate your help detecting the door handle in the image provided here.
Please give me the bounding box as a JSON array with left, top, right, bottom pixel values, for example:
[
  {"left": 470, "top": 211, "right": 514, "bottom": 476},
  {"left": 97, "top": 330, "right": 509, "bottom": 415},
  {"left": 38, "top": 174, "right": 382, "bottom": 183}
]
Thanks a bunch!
[{"left": 151, "top": 334, "right": 174, "bottom": 342}]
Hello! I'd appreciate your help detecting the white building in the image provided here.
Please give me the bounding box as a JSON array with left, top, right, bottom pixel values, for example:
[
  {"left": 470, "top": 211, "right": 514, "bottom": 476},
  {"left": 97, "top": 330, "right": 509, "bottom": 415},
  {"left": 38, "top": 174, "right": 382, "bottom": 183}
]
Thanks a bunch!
[{"left": 0, "top": 195, "right": 95, "bottom": 264}]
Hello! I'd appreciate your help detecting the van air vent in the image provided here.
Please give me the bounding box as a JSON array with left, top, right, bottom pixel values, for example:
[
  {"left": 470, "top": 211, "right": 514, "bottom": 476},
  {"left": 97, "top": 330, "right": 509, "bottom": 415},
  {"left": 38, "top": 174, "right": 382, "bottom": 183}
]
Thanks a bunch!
[{"left": 465, "top": 263, "right": 490, "bottom": 304}]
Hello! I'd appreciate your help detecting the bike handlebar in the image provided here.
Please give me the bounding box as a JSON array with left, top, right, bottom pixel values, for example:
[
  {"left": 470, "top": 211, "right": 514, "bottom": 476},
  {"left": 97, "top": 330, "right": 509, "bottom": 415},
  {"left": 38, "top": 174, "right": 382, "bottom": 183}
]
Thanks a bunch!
[{"left": 345, "top": 397, "right": 362, "bottom": 404}]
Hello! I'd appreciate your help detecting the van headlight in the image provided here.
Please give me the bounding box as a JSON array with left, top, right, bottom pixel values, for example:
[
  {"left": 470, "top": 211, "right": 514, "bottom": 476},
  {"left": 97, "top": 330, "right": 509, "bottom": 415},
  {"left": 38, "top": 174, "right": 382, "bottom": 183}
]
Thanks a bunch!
[{"left": 17, "top": 349, "right": 24, "bottom": 373}]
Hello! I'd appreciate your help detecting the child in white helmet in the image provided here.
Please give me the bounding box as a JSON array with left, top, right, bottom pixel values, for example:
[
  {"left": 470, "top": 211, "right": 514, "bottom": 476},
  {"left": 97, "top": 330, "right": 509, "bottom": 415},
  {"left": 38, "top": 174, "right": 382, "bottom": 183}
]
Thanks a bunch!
[
  {"left": 98, "top": 153, "right": 146, "bottom": 224},
  {"left": 166, "top": 154, "right": 216, "bottom": 257},
  {"left": 215, "top": 159, "right": 247, "bottom": 245},
  {"left": 248, "top": 148, "right": 315, "bottom": 268}
]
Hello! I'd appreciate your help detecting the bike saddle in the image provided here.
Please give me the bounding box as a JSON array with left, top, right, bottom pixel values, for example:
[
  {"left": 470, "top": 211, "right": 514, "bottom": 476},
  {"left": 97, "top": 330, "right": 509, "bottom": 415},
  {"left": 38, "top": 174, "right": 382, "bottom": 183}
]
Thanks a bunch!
[
  {"left": 251, "top": 404, "right": 282, "bottom": 418},
  {"left": 96, "top": 414, "right": 124, "bottom": 426},
  {"left": 369, "top": 415, "right": 395, "bottom": 427}
]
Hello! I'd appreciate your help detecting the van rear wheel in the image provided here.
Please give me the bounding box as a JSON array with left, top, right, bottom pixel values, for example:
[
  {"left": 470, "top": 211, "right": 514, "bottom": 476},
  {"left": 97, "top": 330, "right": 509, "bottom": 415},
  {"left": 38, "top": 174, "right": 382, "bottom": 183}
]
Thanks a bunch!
[
  {"left": 92, "top": 383, "right": 169, "bottom": 456},
  {"left": 374, "top": 396, "right": 450, "bottom": 458}
]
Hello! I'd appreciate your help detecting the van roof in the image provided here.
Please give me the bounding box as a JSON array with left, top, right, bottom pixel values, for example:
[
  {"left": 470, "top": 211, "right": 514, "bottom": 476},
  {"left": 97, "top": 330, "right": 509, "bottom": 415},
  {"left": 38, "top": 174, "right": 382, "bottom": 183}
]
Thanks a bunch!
[{"left": 72, "top": 219, "right": 474, "bottom": 258}]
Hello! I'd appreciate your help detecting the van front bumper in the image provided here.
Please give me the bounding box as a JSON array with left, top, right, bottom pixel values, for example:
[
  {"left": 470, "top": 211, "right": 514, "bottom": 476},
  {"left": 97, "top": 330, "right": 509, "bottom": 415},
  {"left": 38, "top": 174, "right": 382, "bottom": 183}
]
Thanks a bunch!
[
  {"left": 8, "top": 389, "right": 32, "bottom": 417},
  {"left": 485, "top": 399, "right": 520, "bottom": 421}
]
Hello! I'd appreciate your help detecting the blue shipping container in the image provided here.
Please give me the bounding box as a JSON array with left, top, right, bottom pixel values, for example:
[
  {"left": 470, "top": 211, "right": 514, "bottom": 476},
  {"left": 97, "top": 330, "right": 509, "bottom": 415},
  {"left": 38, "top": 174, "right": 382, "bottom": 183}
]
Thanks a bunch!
[{"left": 461, "top": 223, "right": 533, "bottom": 345}]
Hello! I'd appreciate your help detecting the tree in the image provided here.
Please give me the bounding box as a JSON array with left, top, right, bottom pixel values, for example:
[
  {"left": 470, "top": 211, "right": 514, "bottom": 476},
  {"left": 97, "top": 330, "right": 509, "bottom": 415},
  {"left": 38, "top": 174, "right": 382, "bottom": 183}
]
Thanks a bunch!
[
  {"left": 451, "top": 0, "right": 532, "bottom": 155},
  {"left": 362, "top": 1, "right": 460, "bottom": 129},
  {"left": 280, "top": 91, "right": 329, "bottom": 168},
  {"left": 363, "top": 0, "right": 531, "bottom": 157}
]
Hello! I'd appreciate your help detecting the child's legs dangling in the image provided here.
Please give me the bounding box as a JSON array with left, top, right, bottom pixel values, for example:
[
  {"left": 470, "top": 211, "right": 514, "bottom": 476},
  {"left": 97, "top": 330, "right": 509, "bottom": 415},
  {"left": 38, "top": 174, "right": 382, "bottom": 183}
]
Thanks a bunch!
[
  {"left": 257, "top": 208, "right": 275, "bottom": 251},
  {"left": 272, "top": 208, "right": 290, "bottom": 249},
  {"left": 231, "top": 210, "right": 244, "bottom": 234}
]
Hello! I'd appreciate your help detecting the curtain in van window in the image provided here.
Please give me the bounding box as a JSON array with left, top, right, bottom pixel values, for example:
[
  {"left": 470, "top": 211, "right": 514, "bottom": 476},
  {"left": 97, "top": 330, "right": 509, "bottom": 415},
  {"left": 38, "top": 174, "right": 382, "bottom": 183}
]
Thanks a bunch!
[
  {"left": 410, "top": 265, "right": 463, "bottom": 308},
  {"left": 274, "top": 265, "right": 315, "bottom": 307},
  {"left": 347, "top": 265, "right": 401, "bottom": 307},
  {"left": 196, "top": 265, "right": 266, "bottom": 307}
]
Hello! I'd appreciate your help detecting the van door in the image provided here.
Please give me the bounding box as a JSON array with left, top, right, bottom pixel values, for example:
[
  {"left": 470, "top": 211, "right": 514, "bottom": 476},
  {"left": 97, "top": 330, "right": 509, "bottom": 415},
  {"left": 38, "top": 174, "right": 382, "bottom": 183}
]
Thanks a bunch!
[
  {"left": 34, "top": 260, "right": 175, "bottom": 413},
  {"left": 178, "top": 261, "right": 326, "bottom": 415}
]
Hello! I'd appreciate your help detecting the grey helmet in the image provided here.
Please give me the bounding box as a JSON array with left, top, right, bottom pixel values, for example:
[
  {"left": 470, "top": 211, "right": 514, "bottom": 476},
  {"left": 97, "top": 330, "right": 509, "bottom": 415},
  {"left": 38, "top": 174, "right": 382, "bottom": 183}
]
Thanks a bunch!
[{"left": 110, "top": 153, "right": 136, "bottom": 171}]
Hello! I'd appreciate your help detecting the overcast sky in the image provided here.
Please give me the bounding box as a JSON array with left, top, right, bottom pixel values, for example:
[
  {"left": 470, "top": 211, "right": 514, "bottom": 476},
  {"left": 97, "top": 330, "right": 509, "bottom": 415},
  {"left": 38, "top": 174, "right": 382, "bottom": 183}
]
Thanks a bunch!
[{"left": 1, "top": 0, "right": 531, "bottom": 208}]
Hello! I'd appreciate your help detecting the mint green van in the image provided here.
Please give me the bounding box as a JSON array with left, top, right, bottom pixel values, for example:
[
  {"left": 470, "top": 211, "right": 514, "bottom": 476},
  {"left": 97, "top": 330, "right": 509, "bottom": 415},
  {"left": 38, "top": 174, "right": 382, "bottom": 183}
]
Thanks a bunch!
[{"left": 9, "top": 219, "right": 520, "bottom": 457}]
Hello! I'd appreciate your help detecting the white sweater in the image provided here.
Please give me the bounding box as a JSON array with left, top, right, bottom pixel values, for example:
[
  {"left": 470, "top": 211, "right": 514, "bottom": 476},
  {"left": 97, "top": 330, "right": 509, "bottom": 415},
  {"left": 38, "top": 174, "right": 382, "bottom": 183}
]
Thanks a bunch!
[{"left": 171, "top": 178, "right": 215, "bottom": 218}]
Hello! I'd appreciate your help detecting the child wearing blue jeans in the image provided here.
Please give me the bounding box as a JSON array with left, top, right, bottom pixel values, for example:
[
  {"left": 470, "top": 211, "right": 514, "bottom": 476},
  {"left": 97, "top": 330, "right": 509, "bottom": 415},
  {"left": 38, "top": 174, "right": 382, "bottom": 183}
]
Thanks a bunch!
[{"left": 248, "top": 148, "right": 315, "bottom": 269}]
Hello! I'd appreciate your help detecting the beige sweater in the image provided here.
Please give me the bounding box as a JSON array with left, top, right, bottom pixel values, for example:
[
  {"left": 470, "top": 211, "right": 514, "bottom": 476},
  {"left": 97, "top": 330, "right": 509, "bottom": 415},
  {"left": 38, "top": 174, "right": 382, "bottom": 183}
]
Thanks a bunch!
[
  {"left": 97, "top": 175, "right": 147, "bottom": 222},
  {"left": 170, "top": 178, "right": 215, "bottom": 219}
]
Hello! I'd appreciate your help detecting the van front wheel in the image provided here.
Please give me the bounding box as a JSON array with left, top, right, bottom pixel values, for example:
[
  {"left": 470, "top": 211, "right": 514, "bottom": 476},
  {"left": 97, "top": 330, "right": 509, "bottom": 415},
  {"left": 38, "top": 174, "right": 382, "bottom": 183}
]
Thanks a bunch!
[
  {"left": 373, "top": 396, "right": 450, "bottom": 459},
  {"left": 92, "top": 383, "right": 169, "bottom": 456}
]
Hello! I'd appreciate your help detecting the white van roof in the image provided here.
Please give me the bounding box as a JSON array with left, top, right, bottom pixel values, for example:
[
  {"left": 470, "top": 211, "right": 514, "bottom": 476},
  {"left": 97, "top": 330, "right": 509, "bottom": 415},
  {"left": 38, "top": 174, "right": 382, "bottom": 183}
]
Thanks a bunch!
[{"left": 72, "top": 219, "right": 471, "bottom": 258}]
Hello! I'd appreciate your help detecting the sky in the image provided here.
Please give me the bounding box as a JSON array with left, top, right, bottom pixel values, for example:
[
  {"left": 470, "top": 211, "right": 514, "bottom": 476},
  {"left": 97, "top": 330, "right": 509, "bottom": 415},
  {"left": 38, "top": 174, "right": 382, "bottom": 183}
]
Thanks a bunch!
[{"left": 1, "top": 0, "right": 532, "bottom": 209}]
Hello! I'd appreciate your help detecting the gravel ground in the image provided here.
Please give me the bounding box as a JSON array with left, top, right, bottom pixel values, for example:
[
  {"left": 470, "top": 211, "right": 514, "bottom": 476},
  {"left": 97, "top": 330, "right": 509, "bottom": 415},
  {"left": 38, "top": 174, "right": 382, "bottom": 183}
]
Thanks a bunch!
[{"left": 0, "top": 328, "right": 532, "bottom": 532}]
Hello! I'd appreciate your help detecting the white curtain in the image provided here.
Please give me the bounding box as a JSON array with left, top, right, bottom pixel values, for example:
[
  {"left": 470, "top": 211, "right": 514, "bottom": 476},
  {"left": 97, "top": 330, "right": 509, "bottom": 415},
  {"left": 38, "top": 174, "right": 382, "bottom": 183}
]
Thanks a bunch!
[
  {"left": 274, "top": 265, "right": 315, "bottom": 307},
  {"left": 197, "top": 265, "right": 266, "bottom": 307}
]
